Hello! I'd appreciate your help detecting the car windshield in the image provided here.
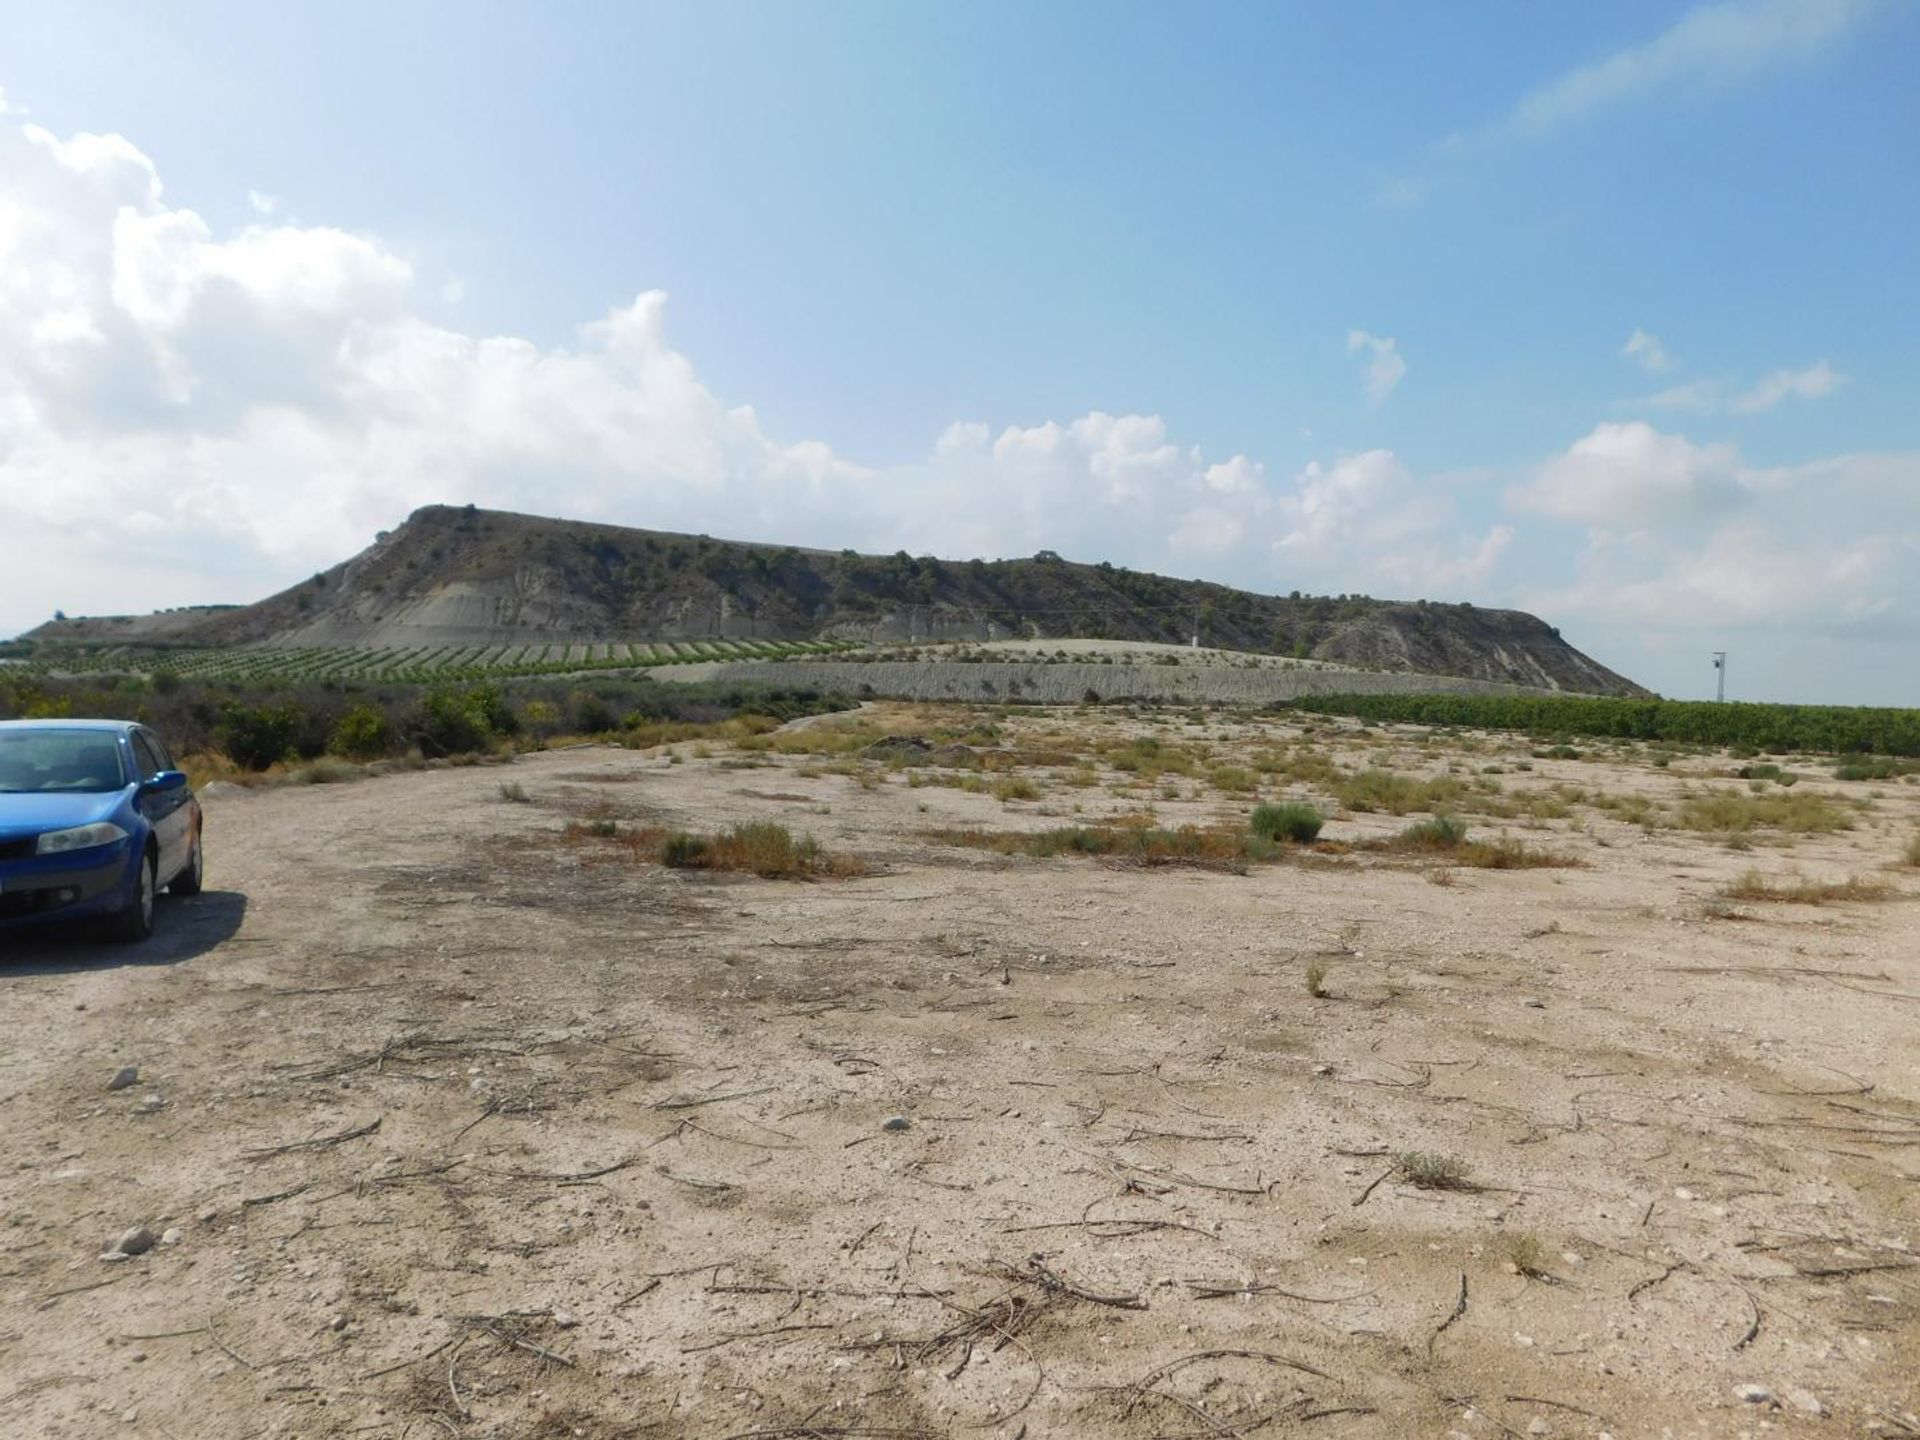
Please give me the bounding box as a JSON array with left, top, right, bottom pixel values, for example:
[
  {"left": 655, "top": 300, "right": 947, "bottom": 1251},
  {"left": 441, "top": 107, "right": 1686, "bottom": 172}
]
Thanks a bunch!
[{"left": 0, "top": 730, "right": 128, "bottom": 793}]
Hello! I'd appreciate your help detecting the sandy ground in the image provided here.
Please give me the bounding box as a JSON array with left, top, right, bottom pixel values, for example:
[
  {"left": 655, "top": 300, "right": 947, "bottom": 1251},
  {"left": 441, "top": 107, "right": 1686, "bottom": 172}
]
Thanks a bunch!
[{"left": 2, "top": 704, "right": 1918, "bottom": 1440}]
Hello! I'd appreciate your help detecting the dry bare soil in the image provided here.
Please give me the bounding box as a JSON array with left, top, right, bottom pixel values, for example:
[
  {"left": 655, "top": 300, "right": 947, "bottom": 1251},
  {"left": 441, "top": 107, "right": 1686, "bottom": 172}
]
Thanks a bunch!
[{"left": 3, "top": 704, "right": 1918, "bottom": 1439}]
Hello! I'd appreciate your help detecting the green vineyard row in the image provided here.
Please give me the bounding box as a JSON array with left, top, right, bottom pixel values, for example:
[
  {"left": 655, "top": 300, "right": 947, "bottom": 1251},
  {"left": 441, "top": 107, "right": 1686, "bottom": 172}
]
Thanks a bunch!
[
  {"left": 4, "top": 638, "right": 861, "bottom": 685},
  {"left": 1292, "top": 692, "right": 1920, "bottom": 758}
]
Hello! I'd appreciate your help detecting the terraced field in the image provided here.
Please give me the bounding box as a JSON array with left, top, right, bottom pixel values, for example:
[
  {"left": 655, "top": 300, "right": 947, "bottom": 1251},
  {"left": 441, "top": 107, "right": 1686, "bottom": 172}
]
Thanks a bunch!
[{"left": 4, "top": 637, "right": 860, "bottom": 685}]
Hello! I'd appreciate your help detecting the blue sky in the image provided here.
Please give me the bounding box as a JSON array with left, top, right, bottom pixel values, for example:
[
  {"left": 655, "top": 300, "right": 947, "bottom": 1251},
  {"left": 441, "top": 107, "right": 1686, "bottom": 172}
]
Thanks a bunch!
[{"left": 1, "top": 0, "right": 1916, "bottom": 701}]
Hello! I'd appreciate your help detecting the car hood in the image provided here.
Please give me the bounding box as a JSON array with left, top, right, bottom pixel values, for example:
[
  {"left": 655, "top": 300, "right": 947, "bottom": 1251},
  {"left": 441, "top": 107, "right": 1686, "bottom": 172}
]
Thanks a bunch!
[{"left": 0, "top": 789, "right": 128, "bottom": 841}]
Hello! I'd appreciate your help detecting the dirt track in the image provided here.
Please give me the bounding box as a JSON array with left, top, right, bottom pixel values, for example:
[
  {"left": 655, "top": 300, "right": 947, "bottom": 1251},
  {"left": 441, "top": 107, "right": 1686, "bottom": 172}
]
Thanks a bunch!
[{"left": 2, "top": 706, "right": 1918, "bottom": 1439}]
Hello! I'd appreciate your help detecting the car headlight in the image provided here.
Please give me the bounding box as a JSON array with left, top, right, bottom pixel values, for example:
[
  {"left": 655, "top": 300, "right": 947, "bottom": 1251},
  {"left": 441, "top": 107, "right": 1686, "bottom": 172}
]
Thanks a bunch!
[{"left": 35, "top": 822, "right": 130, "bottom": 856}]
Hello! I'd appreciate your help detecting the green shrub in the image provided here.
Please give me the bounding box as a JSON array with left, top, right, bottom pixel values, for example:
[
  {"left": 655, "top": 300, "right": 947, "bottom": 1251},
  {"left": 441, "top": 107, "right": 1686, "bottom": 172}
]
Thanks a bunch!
[
  {"left": 1250, "top": 802, "right": 1324, "bottom": 844},
  {"left": 218, "top": 704, "right": 302, "bottom": 770},
  {"left": 659, "top": 832, "right": 710, "bottom": 868},
  {"left": 329, "top": 703, "right": 392, "bottom": 760},
  {"left": 1395, "top": 815, "right": 1469, "bottom": 850}
]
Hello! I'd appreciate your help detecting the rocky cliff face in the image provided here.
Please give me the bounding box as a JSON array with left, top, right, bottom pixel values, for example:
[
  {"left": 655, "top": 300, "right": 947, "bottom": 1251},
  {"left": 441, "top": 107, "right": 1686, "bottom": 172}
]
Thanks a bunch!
[{"left": 27, "top": 504, "right": 1650, "bottom": 695}]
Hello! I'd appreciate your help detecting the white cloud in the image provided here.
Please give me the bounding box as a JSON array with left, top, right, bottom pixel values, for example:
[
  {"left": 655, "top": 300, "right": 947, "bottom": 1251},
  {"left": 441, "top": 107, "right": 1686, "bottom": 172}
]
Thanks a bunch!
[
  {"left": 1508, "top": 421, "right": 1747, "bottom": 527},
  {"left": 1627, "top": 359, "right": 1844, "bottom": 414},
  {"left": 1507, "top": 0, "right": 1875, "bottom": 138},
  {"left": 1622, "top": 328, "right": 1674, "bottom": 374},
  {"left": 1641, "top": 378, "right": 1725, "bottom": 411},
  {"left": 1513, "top": 428, "right": 1920, "bottom": 648},
  {"left": 0, "top": 104, "right": 1523, "bottom": 635},
  {"left": 1345, "top": 330, "right": 1406, "bottom": 406},
  {"left": 1731, "top": 358, "right": 1844, "bottom": 412}
]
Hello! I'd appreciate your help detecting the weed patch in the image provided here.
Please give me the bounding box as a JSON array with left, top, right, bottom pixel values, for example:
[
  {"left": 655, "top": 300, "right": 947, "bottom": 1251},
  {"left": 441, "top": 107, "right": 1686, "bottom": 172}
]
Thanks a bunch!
[{"left": 1719, "top": 870, "right": 1895, "bottom": 904}]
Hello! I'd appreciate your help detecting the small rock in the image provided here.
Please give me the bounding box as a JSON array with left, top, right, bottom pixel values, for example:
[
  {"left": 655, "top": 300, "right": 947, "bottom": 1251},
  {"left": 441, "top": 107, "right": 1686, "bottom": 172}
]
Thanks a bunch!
[
  {"left": 1734, "top": 1384, "right": 1773, "bottom": 1405},
  {"left": 1528, "top": 1418, "right": 1552, "bottom": 1436},
  {"left": 882, "top": 1116, "right": 912, "bottom": 1132},
  {"left": 552, "top": 1309, "right": 578, "bottom": 1330},
  {"left": 1673, "top": 1186, "right": 1696, "bottom": 1201},
  {"left": 1312, "top": 1064, "right": 1334, "bottom": 1076},
  {"left": 107, "top": 1067, "right": 139, "bottom": 1091},
  {"left": 1784, "top": 1388, "right": 1824, "bottom": 1416},
  {"left": 1522, "top": 998, "right": 1546, "bottom": 1009},
  {"left": 328, "top": 1315, "right": 349, "bottom": 1332},
  {"left": 111, "top": 1225, "right": 158, "bottom": 1257},
  {"left": 159, "top": 1228, "right": 183, "bottom": 1247},
  {"left": 198, "top": 1207, "right": 218, "bottom": 1224},
  {"left": 135, "top": 1095, "right": 165, "bottom": 1115}
]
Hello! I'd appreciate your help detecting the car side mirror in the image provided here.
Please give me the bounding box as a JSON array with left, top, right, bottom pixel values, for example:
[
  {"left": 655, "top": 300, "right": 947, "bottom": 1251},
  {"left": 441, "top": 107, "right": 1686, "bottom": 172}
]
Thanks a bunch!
[{"left": 141, "top": 770, "right": 189, "bottom": 794}]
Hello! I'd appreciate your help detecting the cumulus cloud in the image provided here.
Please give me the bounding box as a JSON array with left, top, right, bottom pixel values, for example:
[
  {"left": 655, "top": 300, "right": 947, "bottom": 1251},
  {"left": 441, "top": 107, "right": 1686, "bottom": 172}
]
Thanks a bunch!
[
  {"left": 1621, "top": 329, "right": 1674, "bottom": 374},
  {"left": 1506, "top": 0, "right": 1875, "bottom": 138},
  {"left": 1345, "top": 330, "right": 1406, "bottom": 406},
  {"left": 1508, "top": 421, "right": 1747, "bottom": 527},
  {"left": 1512, "top": 427, "right": 1920, "bottom": 647},
  {"left": 0, "top": 105, "right": 1517, "bottom": 636}
]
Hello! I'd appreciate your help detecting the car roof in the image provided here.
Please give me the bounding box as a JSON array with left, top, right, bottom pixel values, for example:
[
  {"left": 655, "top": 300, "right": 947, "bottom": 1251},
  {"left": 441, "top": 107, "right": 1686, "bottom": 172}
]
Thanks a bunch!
[{"left": 0, "top": 719, "right": 137, "bottom": 734}]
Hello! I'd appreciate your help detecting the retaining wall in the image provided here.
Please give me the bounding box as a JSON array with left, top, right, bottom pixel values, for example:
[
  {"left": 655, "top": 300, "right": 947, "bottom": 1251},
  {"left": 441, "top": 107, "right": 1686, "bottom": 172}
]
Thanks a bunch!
[{"left": 662, "top": 659, "right": 1569, "bottom": 705}]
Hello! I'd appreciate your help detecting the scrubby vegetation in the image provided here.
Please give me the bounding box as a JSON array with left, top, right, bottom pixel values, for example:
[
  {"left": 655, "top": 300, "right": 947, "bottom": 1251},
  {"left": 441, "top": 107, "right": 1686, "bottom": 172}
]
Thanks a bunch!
[
  {"left": 1250, "top": 801, "right": 1324, "bottom": 844},
  {"left": 657, "top": 822, "right": 861, "bottom": 879},
  {"left": 1295, "top": 693, "right": 1920, "bottom": 757},
  {"left": 1675, "top": 787, "right": 1853, "bottom": 835},
  {"left": 927, "top": 821, "right": 1284, "bottom": 869},
  {"left": 1719, "top": 870, "right": 1895, "bottom": 905},
  {"left": 566, "top": 817, "right": 860, "bottom": 879},
  {"left": 0, "top": 670, "right": 853, "bottom": 773}
]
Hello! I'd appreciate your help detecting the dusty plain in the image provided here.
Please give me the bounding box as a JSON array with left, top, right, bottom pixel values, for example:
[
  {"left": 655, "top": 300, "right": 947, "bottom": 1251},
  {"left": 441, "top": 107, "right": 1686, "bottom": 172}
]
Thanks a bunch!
[{"left": 3, "top": 702, "right": 1918, "bottom": 1439}]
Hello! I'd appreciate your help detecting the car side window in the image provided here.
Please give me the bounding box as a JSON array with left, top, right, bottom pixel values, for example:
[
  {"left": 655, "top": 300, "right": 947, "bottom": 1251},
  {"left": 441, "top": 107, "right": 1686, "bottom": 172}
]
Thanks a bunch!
[
  {"left": 144, "top": 731, "right": 177, "bottom": 771},
  {"left": 130, "top": 732, "right": 164, "bottom": 779}
]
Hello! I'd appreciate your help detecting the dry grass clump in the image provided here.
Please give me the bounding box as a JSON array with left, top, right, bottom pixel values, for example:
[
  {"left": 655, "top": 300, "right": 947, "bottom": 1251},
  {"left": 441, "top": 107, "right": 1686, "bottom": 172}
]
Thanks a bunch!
[
  {"left": 1099, "top": 735, "right": 1200, "bottom": 781},
  {"left": 1677, "top": 787, "right": 1853, "bottom": 835},
  {"left": 1208, "top": 764, "right": 1258, "bottom": 794},
  {"left": 1503, "top": 1232, "right": 1553, "bottom": 1279},
  {"left": 1902, "top": 831, "right": 1920, "bottom": 867},
  {"left": 621, "top": 713, "right": 783, "bottom": 750},
  {"left": 1305, "top": 961, "right": 1329, "bottom": 998},
  {"left": 1334, "top": 768, "right": 1466, "bottom": 815},
  {"left": 927, "top": 821, "right": 1279, "bottom": 869},
  {"left": 991, "top": 775, "right": 1041, "bottom": 802},
  {"left": 1719, "top": 870, "right": 1896, "bottom": 905},
  {"left": 565, "top": 817, "right": 861, "bottom": 878},
  {"left": 658, "top": 821, "right": 864, "bottom": 879},
  {"left": 1367, "top": 815, "right": 1580, "bottom": 869},
  {"left": 1396, "top": 1151, "right": 1474, "bottom": 1190}
]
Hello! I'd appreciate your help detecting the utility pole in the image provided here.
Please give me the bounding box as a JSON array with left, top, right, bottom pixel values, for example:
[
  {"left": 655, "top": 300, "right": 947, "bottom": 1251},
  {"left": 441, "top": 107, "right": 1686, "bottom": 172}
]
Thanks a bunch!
[{"left": 1712, "top": 651, "right": 1726, "bottom": 703}]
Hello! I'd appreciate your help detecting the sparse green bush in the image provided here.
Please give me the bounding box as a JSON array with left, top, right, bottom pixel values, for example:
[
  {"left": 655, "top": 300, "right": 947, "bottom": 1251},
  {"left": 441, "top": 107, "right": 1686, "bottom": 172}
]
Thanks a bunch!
[
  {"left": 1395, "top": 814, "right": 1469, "bottom": 850},
  {"left": 1396, "top": 1151, "right": 1473, "bottom": 1190},
  {"left": 659, "top": 832, "right": 709, "bottom": 867},
  {"left": 1208, "top": 765, "right": 1258, "bottom": 794},
  {"left": 1251, "top": 802, "right": 1324, "bottom": 844}
]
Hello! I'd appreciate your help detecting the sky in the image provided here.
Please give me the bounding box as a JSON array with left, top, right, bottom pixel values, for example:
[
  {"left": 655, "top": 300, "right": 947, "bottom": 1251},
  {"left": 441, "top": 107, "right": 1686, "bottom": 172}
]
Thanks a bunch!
[{"left": 0, "top": 0, "right": 1916, "bottom": 703}]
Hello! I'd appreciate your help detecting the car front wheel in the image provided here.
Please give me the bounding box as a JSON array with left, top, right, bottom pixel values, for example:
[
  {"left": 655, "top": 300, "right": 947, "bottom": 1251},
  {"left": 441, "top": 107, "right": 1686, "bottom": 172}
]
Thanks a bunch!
[
  {"left": 170, "top": 829, "right": 204, "bottom": 896},
  {"left": 110, "top": 852, "right": 157, "bottom": 943}
]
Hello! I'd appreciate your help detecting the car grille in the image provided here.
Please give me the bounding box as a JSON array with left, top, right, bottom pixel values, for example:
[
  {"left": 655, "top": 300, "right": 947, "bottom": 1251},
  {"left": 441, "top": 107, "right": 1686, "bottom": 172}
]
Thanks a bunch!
[{"left": 0, "top": 837, "right": 35, "bottom": 862}]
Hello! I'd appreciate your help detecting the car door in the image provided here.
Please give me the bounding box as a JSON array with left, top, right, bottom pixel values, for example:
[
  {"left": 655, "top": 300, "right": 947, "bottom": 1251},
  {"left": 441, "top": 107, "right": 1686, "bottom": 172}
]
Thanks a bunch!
[{"left": 131, "top": 730, "right": 188, "bottom": 882}]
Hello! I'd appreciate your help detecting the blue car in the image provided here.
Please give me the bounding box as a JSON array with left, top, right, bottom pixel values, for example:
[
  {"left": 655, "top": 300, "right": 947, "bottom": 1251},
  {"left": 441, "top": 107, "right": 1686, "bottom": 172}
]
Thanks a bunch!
[{"left": 0, "top": 719, "right": 204, "bottom": 943}]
